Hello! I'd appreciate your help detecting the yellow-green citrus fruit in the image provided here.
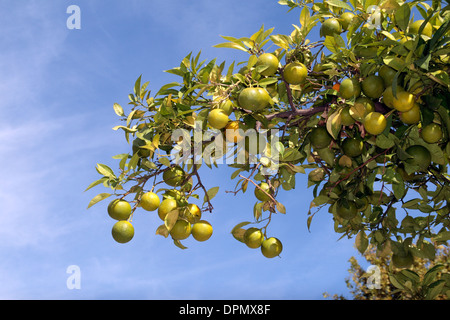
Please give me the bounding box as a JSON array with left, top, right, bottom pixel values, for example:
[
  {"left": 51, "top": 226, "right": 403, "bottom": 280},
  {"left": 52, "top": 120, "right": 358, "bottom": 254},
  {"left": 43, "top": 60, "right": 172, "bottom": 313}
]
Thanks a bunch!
[
  {"left": 351, "top": 97, "right": 375, "bottom": 121},
  {"left": 108, "top": 199, "right": 132, "bottom": 221},
  {"left": 260, "top": 237, "right": 283, "bottom": 258},
  {"left": 336, "top": 200, "right": 357, "bottom": 220},
  {"left": 382, "top": 85, "right": 404, "bottom": 108},
  {"left": 283, "top": 62, "right": 308, "bottom": 85},
  {"left": 158, "top": 198, "right": 178, "bottom": 221},
  {"left": 364, "top": 112, "right": 387, "bottom": 135},
  {"left": 341, "top": 106, "right": 356, "bottom": 126},
  {"left": 340, "top": 12, "right": 355, "bottom": 31},
  {"left": 361, "top": 75, "right": 385, "bottom": 99},
  {"left": 170, "top": 219, "right": 191, "bottom": 240},
  {"left": 320, "top": 18, "right": 342, "bottom": 37},
  {"left": 208, "top": 108, "right": 229, "bottom": 130},
  {"left": 140, "top": 192, "right": 160, "bottom": 212},
  {"left": 405, "top": 145, "right": 431, "bottom": 171},
  {"left": 392, "top": 251, "right": 414, "bottom": 269},
  {"left": 399, "top": 103, "right": 421, "bottom": 124},
  {"left": 342, "top": 137, "right": 364, "bottom": 157},
  {"left": 339, "top": 78, "right": 361, "bottom": 99},
  {"left": 163, "top": 166, "right": 185, "bottom": 187},
  {"left": 310, "top": 127, "right": 332, "bottom": 149},
  {"left": 224, "top": 121, "right": 244, "bottom": 143},
  {"left": 238, "top": 87, "right": 272, "bottom": 112},
  {"left": 219, "top": 99, "right": 234, "bottom": 116},
  {"left": 409, "top": 20, "right": 433, "bottom": 37},
  {"left": 243, "top": 227, "right": 264, "bottom": 249},
  {"left": 191, "top": 220, "right": 213, "bottom": 242},
  {"left": 421, "top": 123, "right": 443, "bottom": 144},
  {"left": 254, "top": 182, "right": 273, "bottom": 202},
  {"left": 379, "top": 65, "right": 397, "bottom": 87},
  {"left": 112, "top": 220, "right": 134, "bottom": 244},
  {"left": 392, "top": 91, "right": 415, "bottom": 112},
  {"left": 256, "top": 53, "right": 279, "bottom": 76},
  {"left": 185, "top": 203, "right": 202, "bottom": 224}
]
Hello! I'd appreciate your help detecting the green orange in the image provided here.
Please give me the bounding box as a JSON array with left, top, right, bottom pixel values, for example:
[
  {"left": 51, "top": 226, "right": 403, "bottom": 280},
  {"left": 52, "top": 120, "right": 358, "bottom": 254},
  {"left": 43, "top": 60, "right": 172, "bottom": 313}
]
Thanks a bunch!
[
  {"left": 421, "top": 123, "right": 443, "bottom": 144},
  {"left": 364, "top": 112, "right": 387, "bottom": 135},
  {"left": 111, "top": 221, "right": 134, "bottom": 244},
  {"left": 140, "top": 192, "right": 160, "bottom": 212},
  {"left": 191, "top": 220, "right": 213, "bottom": 242},
  {"left": 170, "top": 219, "right": 191, "bottom": 240},
  {"left": 339, "top": 78, "right": 361, "bottom": 99},
  {"left": 310, "top": 127, "right": 332, "bottom": 149},
  {"left": 238, "top": 87, "right": 272, "bottom": 112},
  {"left": 260, "top": 237, "right": 283, "bottom": 258},
  {"left": 108, "top": 199, "right": 132, "bottom": 221},
  {"left": 256, "top": 53, "right": 279, "bottom": 76},
  {"left": 283, "top": 62, "right": 308, "bottom": 85}
]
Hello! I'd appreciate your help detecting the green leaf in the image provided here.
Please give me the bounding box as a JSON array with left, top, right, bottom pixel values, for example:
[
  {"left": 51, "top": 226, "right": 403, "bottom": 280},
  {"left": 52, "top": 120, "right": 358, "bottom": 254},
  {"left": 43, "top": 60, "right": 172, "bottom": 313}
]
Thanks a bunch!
[
  {"left": 128, "top": 152, "right": 140, "bottom": 171},
  {"left": 299, "top": 6, "right": 310, "bottom": 26},
  {"left": 276, "top": 201, "right": 286, "bottom": 214},
  {"left": 96, "top": 164, "right": 115, "bottom": 178},
  {"left": 155, "top": 224, "right": 169, "bottom": 238},
  {"left": 158, "top": 156, "right": 171, "bottom": 167},
  {"left": 258, "top": 77, "right": 279, "bottom": 86},
  {"left": 312, "top": 194, "right": 330, "bottom": 206},
  {"left": 84, "top": 177, "right": 108, "bottom": 192},
  {"left": 173, "top": 239, "right": 188, "bottom": 250},
  {"left": 156, "top": 82, "right": 180, "bottom": 96},
  {"left": 355, "top": 230, "right": 369, "bottom": 254},
  {"left": 425, "top": 280, "right": 446, "bottom": 300},
  {"left": 213, "top": 42, "right": 248, "bottom": 52},
  {"left": 389, "top": 274, "right": 405, "bottom": 290},
  {"left": 376, "top": 133, "right": 396, "bottom": 149},
  {"left": 204, "top": 186, "right": 219, "bottom": 203},
  {"left": 231, "top": 221, "right": 251, "bottom": 242},
  {"left": 423, "top": 264, "right": 444, "bottom": 287},
  {"left": 326, "top": 110, "right": 341, "bottom": 140},
  {"left": 324, "top": 36, "right": 339, "bottom": 54},
  {"left": 394, "top": 3, "right": 410, "bottom": 31},
  {"left": 433, "top": 230, "right": 450, "bottom": 242},
  {"left": 392, "top": 174, "right": 406, "bottom": 200},
  {"left": 402, "top": 198, "right": 421, "bottom": 209},
  {"left": 164, "top": 67, "right": 185, "bottom": 77},
  {"left": 326, "top": 0, "right": 353, "bottom": 11},
  {"left": 113, "top": 103, "right": 124, "bottom": 117},
  {"left": 383, "top": 56, "right": 406, "bottom": 71},
  {"left": 87, "top": 193, "right": 111, "bottom": 209},
  {"left": 428, "top": 20, "right": 450, "bottom": 52},
  {"left": 112, "top": 125, "right": 138, "bottom": 134},
  {"left": 134, "top": 74, "right": 142, "bottom": 98},
  {"left": 164, "top": 209, "right": 179, "bottom": 232}
]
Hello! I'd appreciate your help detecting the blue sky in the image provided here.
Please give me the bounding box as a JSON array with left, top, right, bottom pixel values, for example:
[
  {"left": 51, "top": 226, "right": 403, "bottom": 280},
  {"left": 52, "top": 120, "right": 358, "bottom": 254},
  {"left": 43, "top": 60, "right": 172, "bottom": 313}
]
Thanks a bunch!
[{"left": 0, "top": 0, "right": 367, "bottom": 299}]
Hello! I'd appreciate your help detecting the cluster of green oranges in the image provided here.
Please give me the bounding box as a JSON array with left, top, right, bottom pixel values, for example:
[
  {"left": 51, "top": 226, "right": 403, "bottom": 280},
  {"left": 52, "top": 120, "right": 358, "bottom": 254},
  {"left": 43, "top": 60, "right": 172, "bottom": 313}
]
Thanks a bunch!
[
  {"left": 207, "top": 51, "right": 308, "bottom": 131},
  {"left": 106, "top": 165, "right": 213, "bottom": 244},
  {"left": 241, "top": 227, "right": 283, "bottom": 259},
  {"left": 332, "top": 63, "right": 442, "bottom": 159}
]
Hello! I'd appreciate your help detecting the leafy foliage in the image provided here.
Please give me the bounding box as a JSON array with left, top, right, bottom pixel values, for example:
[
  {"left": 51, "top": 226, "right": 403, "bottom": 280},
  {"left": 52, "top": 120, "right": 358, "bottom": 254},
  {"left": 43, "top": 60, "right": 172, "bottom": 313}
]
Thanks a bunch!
[
  {"left": 326, "top": 244, "right": 450, "bottom": 300},
  {"left": 87, "top": 0, "right": 450, "bottom": 288}
]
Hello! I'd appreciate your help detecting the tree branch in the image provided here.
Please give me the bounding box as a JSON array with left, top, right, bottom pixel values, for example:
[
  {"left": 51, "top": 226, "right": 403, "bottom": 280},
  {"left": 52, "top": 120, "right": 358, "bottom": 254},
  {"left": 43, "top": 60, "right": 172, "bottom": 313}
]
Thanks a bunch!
[{"left": 266, "top": 104, "right": 327, "bottom": 121}]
